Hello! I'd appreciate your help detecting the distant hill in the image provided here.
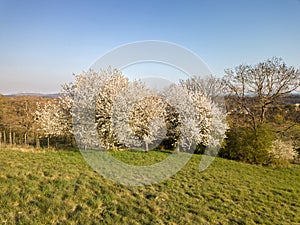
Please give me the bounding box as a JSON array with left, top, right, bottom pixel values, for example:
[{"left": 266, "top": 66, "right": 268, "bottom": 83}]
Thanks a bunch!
[
  {"left": 280, "top": 93, "right": 300, "bottom": 104},
  {"left": 4, "top": 93, "right": 60, "bottom": 98},
  {"left": 3, "top": 92, "right": 299, "bottom": 103}
]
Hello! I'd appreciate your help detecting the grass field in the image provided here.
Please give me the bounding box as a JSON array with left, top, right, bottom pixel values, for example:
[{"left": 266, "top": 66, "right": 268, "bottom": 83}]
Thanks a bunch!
[{"left": 0, "top": 148, "right": 299, "bottom": 225}]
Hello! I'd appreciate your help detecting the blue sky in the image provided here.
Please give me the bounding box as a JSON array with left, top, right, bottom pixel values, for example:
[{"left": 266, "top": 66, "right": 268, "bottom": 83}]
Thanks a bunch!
[{"left": 0, "top": 0, "right": 299, "bottom": 94}]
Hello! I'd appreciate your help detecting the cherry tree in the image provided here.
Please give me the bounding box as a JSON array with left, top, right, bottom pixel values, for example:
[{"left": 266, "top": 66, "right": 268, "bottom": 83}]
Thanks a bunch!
[
  {"left": 162, "top": 84, "right": 211, "bottom": 151},
  {"left": 112, "top": 82, "right": 167, "bottom": 152},
  {"left": 60, "top": 68, "right": 110, "bottom": 149},
  {"left": 128, "top": 95, "right": 167, "bottom": 152},
  {"left": 60, "top": 67, "right": 130, "bottom": 150},
  {"left": 96, "top": 72, "right": 129, "bottom": 149},
  {"left": 35, "top": 100, "right": 66, "bottom": 148}
]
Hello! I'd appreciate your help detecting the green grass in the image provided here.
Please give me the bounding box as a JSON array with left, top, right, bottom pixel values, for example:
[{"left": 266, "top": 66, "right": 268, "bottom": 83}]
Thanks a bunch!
[{"left": 0, "top": 148, "right": 299, "bottom": 225}]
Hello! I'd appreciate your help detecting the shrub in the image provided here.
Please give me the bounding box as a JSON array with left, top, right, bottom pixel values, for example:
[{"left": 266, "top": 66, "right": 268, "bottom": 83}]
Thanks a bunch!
[
  {"left": 268, "top": 140, "right": 298, "bottom": 167},
  {"left": 220, "top": 125, "right": 275, "bottom": 165}
]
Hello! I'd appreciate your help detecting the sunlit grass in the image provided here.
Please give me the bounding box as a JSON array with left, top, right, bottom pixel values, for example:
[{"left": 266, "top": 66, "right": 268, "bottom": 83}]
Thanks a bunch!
[
  {"left": 110, "top": 149, "right": 172, "bottom": 166},
  {"left": 0, "top": 148, "right": 299, "bottom": 224}
]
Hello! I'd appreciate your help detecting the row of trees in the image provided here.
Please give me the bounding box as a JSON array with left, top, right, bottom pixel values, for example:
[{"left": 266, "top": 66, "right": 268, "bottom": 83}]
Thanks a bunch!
[
  {"left": 0, "top": 57, "right": 299, "bottom": 167},
  {"left": 0, "top": 96, "right": 72, "bottom": 149},
  {"left": 61, "top": 67, "right": 227, "bottom": 152},
  {"left": 0, "top": 95, "right": 43, "bottom": 147},
  {"left": 0, "top": 69, "right": 225, "bottom": 153}
]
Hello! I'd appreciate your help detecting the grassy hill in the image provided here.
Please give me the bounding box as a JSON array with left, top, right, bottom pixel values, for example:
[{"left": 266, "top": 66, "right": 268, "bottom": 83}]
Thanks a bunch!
[{"left": 0, "top": 148, "right": 299, "bottom": 224}]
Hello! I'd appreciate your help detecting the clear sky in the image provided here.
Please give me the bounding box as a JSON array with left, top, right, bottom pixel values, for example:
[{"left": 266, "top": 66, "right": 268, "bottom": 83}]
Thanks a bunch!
[{"left": 0, "top": 0, "right": 299, "bottom": 94}]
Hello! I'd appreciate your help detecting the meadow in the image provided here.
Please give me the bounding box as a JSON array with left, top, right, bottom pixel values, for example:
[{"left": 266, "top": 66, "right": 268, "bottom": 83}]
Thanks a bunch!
[{"left": 0, "top": 148, "right": 299, "bottom": 225}]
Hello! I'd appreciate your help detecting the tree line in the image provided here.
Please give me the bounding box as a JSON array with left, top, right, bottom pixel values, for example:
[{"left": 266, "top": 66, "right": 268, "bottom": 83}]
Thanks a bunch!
[
  {"left": 0, "top": 57, "right": 299, "bottom": 167},
  {"left": 0, "top": 96, "right": 73, "bottom": 149}
]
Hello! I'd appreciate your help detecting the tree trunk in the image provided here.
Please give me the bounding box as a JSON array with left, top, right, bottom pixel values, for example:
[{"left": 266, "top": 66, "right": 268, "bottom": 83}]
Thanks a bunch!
[
  {"left": 47, "top": 136, "right": 50, "bottom": 149},
  {"left": 260, "top": 105, "right": 266, "bottom": 124},
  {"left": 175, "top": 144, "right": 180, "bottom": 154},
  {"left": 36, "top": 135, "right": 40, "bottom": 149},
  {"left": 9, "top": 127, "right": 12, "bottom": 146},
  {"left": 71, "top": 136, "right": 76, "bottom": 148},
  {"left": 0, "top": 131, "right": 2, "bottom": 147},
  {"left": 13, "top": 132, "right": 16, "bottom": 146},
  {"left": 145, "top": 141, "right": 149, "bottom": 153},
  {"left": 3, "top": 131, "right": 6, "bottom": 145},
  {"left": 24, "top": 133, "right": 27, "bottom": 145}
]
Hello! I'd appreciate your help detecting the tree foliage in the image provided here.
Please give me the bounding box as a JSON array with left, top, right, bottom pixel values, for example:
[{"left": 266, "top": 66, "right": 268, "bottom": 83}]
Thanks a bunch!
[{"left": 221, "top": 125, "right": 275, "bottom": 165}]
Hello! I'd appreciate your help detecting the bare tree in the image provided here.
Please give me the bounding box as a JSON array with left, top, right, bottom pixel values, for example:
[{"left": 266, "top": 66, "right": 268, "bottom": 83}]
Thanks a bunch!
[
  {"left": 180, "top": 74, "right": 226, "bottom": 102},
  {"left": 223, "top": 57, "right": 300, "bottom": 129}
]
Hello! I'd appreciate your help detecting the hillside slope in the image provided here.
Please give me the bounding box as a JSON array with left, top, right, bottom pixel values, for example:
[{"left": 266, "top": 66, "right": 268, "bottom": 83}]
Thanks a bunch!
[{"left": 0, "top": 149, "right": 299, "bottom": 224}]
